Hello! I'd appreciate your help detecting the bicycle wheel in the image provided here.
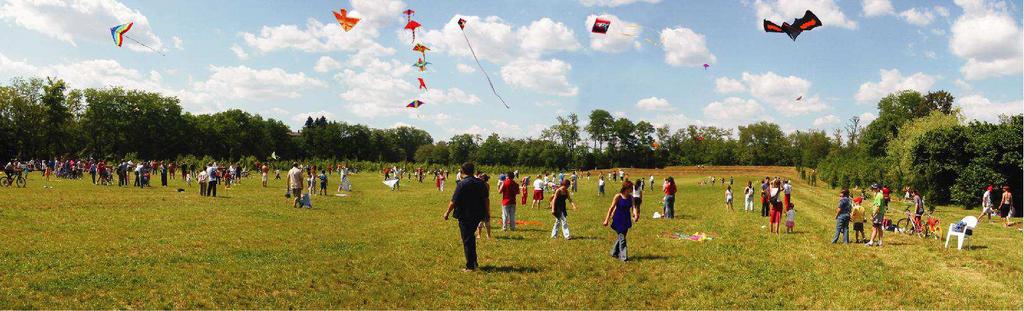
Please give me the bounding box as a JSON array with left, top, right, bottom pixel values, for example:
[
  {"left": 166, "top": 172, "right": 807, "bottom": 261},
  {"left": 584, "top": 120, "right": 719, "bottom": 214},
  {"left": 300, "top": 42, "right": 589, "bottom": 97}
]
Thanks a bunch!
[
  {"left": 16, "top": 177, "right": 26, "bottom": 188},
  {"left": 0, "top": 178, "right": 10, "bottom": 187},
  {"left": 896, "top": 218, "right": 913, "bottom": 234}
]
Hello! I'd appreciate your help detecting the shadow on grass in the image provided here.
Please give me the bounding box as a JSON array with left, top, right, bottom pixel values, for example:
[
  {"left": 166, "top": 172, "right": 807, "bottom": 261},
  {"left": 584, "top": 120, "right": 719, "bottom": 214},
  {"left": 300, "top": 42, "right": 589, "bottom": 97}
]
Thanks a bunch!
[
  {"left": 967, "top": 245, "right": 989, "bottom": 250},
  {"left": 569, "top": 236, "right": 601, "bottom": 240},
  {"left": 495, "top": 235, "right": 525, "bottom": 241},
  {"left": 630, "top": 254, "right": 669, "bottom": 261},
  {"left": 478, "top": 265, "right": 541, "bottom": 273}
]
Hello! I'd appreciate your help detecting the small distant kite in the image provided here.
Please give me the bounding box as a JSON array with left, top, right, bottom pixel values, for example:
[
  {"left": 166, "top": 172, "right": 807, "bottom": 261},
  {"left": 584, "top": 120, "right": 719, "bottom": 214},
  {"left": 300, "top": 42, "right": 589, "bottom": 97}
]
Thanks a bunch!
[
  {"left": 591, "top": 17, "right": 611, "bottom": 34},
  {"left": 456, "top": 17, "right": 509, "bottom": 109},
  {"left": 403, "top": 9, "right": 415, "bottom": 19},
  {"left": 270, "top": 152, "right": 278, "bottom": 160},
  {"left": 763, "top": 10, "right": 822, "bottom": 41},
  {"left": 332, "top": 9, "right": 360, "bottom": 31},
  {"left": 418, "top": 77, "right": 427, "bottom": 90},
  {"left": 795, "top": 96, "right": 803, "bottom": 101},
  {"left": 412, "top": 58, "right": 430, "bottom": 72},
  {"left": 407, "top": 100, "right": 425, "bottom": 108},
  {"left": 703, "top": 63, "right": 710, "bottom": 70},
  {"left": 651, "top": 142, "right": 661, "bottom": 150},
  {"left": 696, "top": 136, "right": 705, "bottom": 141},
  {"left": 412, "top": 43, "right": 430, "bottom": 60},
  {"left": 110, "top": 22, "right": 164, "bottom": 55}
]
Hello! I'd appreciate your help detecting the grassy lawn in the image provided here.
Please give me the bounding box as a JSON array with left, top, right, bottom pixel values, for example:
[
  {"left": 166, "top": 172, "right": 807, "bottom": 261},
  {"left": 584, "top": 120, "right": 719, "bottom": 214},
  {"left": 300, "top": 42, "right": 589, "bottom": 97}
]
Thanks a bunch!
[{"left": 0, "top": 166, "right": 1020, "bottom": 309}]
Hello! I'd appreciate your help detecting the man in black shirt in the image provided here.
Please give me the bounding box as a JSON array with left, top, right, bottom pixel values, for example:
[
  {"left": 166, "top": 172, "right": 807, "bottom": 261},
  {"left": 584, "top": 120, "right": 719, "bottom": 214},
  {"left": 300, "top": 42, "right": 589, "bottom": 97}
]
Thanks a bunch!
[{"left": 443, "top": 162, "right": 488, "bottom": 271}]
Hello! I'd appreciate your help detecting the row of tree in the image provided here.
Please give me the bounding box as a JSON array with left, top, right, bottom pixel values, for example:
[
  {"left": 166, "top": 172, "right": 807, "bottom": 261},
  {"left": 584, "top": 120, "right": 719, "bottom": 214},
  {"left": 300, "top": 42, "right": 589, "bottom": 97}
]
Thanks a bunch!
[
  {"left": 816, "top": 90, "right": 1021, "bottom": 208},
  {"left": 1, "top": 77, "right": 1019, "bottom": 208}
]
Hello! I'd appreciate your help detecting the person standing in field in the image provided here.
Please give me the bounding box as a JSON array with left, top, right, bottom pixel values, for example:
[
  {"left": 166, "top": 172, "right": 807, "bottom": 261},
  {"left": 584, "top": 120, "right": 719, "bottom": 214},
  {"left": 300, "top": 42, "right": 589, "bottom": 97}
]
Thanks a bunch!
[
  {"left": 979, "top": 185, "right": 995, "bottom": 221},
  {"left": 287, "top": 163, "right": 304, "bottom": 208},
  {"left": 520, "top": 175, "right": 530, "bottom": 206},
  {"left": 1000, "top": 185, "right": 1015, "bottom": 227},
  {"left": 499, "top": 171, "right": 520, "bottom": 231},
  {"left": 783, "top": 180, "right": 793, "bottom": 212},
  {"left": 632, "top": 178, "right": 644, "bottom": 214},
  {"left": 744, "top": 181, "right": 754, "bottom": 212},
  {"left": 532, "top": 174, "right": 545, "bottom": 209},
  {"left": 475, "top": 174, "right": 493, "bottom": 239},
  {"left": 598, "top": 175, "right": 606, "bottom": 196},
  {"left": 663, "top": 177, "right": 676, "bottom": 219},
  {"left": 604, "top": 180, "right": 638, "bottom": 262},
  {"left": 318, "top": 170, "right": 328, "bottom": 196},
  {"left": 725, "top": 185, "right": 734, "bottom": 211},
  {"left": 160, "top": 162, "right": 168, "bottom": 187},
  {"left": 769, "top": 179, "right": 783, "bottom": 234},
  {"left": 206, "top": 163, "right": 218, "bottom": 197},
  {"left": 851, "top": 197, "right": 866, "bottom": 243},
  {"left": 197, "top": 168, "right": 208, "bottom": 196},
  {"left": 261, "top": 163, "right": 269, "bottom": 188},
  {"left": 832, "top": 189, "right": 852, "bottom": 244},
  {"left": 760, "top": 178, "right": 770, "bottom": 217},
  {"left": 443, "top": 162, "right": 488, "bottom": 271},
  {"left": 649, "top": 175, "right": 655, "bottom": 191},
  {"left": 866, "top": 184, "right": 887, "bottom": 247},
  {"left": 550, "top": 180, "right": 577, "bottom": 240}
]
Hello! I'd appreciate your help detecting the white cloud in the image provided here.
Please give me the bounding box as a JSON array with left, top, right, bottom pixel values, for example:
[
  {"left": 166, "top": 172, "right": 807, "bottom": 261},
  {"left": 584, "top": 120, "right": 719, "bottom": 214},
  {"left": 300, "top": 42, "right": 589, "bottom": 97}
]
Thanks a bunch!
[
  {"left": 348, "top": 0, "right": 405, "bottom": 31},
  {"left": 956, "top": 94, "right": 1023, "bottom": 122},
  {"left": 230, "top": 44, "right": 249, "bottom": 60},
  {"left": 0, "top": 52, "right": 164, "bottom": 92},
  {"left": 854, "top": 69, "right": 937, "bottom": 103},
  {"left": 741, "top": 72, "right": 826, "bottom": 115},
  {"left": 500, "top": 58, "right": 578, "bottom": 97},
  {"left": 292, "top": 111, "right": 336, "bottom": 123},
  {"left": 660, "top": 27, "right": 716, "bottom": 67},
  {"left": 185, "top": 65, "right": 325, "bottom": 104},
  {"left": 715, "top": 77, "right": 745, "bottom": 93},
  {"left": 900, "top": 8, "right": 936, "bottom": 26},
  {"left": 859, "top": 112, "right": 878, "bottom": 124},
  {"left": 649, "top": 113, "right": 695, "bottom": 129},
  {"left": 754, "top": 0, "right": 857, "bottom": 29},
  {"left": 636, "top": 97, "right": 673, "bottom": 111},
  {"left": 518, "top": 18, "right": 581, "bottom": 56},
  {"left": 0, "top": 0, "right": 164, "bottom": 53},
  {"left": 586, "top": 14, "right": 642, "bottom": 53},
  {"left": 241, "top": 18, "right": 391, "bottom": 55},
  {"left": 420, "top": 88, "right": 482, "bottom": 107},
  {"left": 456, "top": 63, "right": 476, "bottom": 73},
  {"left": 703, "top": 97, "right": 768, "bottom": 128},
  {"left": 812, "top": 114, "right": 841, "bottom": 127},
  {"left": 171, "top": 36, "right": 183, "bottom": 50},
  {"left": 578, "top": 0, "right": 660, "bottom": 7},
  {"left": 263, "top": 107, "right": 289, "bottom": 116},
  {"left": 950, "top": 0, "right": 1023, "bottom": 80},
  {"left": 419, "top": 16, "right": 520, "bottom": 63},
  {"left": 862, "top": 0, "right": 895, "bottom": 17},
  {"left": 314, "top": 56, "right": 342, "bottom": 73}
]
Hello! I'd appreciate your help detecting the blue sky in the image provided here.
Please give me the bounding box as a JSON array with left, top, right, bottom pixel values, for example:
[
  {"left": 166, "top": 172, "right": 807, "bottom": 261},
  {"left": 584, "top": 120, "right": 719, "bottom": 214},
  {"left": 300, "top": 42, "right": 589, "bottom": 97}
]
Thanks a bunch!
[{"left": 0, "top": 0, "right": 1021, "bottom": 139}]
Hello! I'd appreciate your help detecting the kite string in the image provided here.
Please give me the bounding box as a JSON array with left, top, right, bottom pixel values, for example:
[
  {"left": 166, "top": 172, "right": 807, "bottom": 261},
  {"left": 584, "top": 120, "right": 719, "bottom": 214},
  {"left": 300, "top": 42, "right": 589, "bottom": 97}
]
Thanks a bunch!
[
  {"left": 125, "top": 35, "right": 165, "bottom": 56},
  {"left": 459, "top": 29, "right": 510, "bottom": 110}
]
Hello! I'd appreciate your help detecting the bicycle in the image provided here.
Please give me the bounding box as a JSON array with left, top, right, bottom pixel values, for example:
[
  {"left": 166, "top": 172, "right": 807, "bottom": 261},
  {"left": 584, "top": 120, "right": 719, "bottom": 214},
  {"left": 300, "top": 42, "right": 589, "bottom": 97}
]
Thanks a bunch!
[
  {"left": 897, "top": 208, "right": 939, "bottom": 238},
  {"left": 1, "top": 174, "right": 27, "bottom": 188}
]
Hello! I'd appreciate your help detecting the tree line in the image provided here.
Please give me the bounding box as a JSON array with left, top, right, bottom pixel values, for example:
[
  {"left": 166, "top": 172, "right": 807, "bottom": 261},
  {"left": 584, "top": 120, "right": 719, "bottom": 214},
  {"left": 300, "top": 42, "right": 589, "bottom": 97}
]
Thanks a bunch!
[{"left": 1, "top": 77, "right": 1020, "bottom": 208}]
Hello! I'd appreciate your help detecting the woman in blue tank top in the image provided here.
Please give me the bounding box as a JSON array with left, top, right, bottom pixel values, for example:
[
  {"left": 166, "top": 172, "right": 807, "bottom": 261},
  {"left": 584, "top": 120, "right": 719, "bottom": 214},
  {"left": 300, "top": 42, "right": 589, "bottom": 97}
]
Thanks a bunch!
[{"left": 604, "top": 180, "right": 639, "bottom": 262}]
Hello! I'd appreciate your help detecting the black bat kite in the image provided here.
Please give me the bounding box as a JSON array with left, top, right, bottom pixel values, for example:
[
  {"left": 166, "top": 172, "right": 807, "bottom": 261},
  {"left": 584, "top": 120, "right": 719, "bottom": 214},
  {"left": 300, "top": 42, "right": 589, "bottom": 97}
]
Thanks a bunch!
[{"left": 763, "top": 10, "right": 822, "bottom": 41}]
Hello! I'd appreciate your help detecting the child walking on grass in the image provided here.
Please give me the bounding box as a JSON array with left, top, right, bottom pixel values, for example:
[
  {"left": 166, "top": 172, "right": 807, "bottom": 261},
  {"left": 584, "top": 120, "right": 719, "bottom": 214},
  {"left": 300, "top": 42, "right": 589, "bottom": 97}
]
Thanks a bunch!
[
  {"left": 785, "top": 206, "right": 796, "bottom": 233},
  {"left": 604, "top": 180, "right": 638, "bottom": 262},
  {"left": 318, "top": 170, "right": 327, "bottom": 196},
  {"left": 725, "top": 185, "right": 734, "bottom": 211}
]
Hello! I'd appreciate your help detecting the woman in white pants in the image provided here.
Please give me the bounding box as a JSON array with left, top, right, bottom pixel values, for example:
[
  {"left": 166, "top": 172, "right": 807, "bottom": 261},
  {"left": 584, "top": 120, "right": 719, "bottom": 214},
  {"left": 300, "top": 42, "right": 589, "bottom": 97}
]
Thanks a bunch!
[{"left": 744, "top": 181, "right": 754, "bottom": 212}]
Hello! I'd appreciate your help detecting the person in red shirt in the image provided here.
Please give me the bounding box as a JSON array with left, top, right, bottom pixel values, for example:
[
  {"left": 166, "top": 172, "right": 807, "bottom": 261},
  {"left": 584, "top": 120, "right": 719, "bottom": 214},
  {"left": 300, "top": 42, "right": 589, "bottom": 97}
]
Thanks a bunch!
[
  {"left": 499, "top": 171, "right": 520, "bottom": 231},
  {"left": 663, "top": 177, "right": 677, "bottom": 219}
]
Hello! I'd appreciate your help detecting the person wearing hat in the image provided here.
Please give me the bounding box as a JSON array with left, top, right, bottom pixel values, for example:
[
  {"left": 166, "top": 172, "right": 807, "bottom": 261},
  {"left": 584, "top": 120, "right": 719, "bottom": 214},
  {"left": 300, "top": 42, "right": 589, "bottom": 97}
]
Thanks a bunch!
[
  {"left": 866, "top": 183, "right": 887, "bottom": 247},
  {"left": 979, "top": 185, "right": 995, "bottom": 221},
  {"left": 851, "top": 196, "right": 867, "bottom": 243}
]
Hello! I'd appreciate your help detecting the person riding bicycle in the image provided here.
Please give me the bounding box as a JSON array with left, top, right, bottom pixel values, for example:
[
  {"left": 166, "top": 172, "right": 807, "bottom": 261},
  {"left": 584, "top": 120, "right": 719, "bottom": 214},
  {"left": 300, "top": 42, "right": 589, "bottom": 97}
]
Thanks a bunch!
[{"left": 4, "top": 160, "right": 21, "bottom": 179}]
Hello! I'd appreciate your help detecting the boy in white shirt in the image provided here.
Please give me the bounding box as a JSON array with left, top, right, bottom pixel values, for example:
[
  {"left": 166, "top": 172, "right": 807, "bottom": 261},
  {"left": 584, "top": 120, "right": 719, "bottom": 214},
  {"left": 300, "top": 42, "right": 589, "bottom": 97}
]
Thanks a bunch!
[{"left": 532, "top": 175, "right": 545, "bottom": 209}]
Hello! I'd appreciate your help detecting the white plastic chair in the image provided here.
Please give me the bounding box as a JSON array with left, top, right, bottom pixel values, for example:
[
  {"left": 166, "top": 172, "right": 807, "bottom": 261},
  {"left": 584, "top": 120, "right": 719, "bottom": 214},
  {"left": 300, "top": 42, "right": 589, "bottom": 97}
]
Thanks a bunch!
[{"left": 945, "top": 216, "right": 978, "bottom": 250}]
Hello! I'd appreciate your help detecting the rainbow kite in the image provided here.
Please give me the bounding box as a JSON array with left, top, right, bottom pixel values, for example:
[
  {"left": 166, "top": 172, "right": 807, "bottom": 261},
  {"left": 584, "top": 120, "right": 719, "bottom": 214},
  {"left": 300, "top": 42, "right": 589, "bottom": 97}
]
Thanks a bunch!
[
  {"left": 110, "top": 22, "right": 133, "bottom": 47},
  {"left": 407, "top": 100, "right": 425, "bottom": 108}
]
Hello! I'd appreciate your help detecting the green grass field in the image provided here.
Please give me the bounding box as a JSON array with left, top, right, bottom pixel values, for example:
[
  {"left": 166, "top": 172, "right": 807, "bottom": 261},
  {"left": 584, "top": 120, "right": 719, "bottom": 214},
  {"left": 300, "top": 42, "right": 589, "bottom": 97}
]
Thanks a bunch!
[{"left": 0, "top": 166, "right": 1020, "bottom": 309}]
